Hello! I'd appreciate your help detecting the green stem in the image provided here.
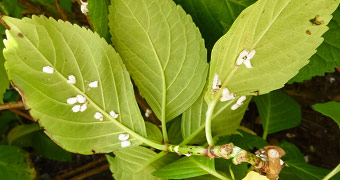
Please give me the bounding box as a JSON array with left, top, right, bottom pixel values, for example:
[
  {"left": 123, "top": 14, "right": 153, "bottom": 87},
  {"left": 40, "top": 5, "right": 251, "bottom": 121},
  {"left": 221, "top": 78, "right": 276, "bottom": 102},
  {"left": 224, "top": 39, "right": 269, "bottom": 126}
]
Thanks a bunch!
[
  {"left": 206, "top": 99, "right": 218, "bottom": 146},
  {"left": 323, "top": 163, "right": 340, "bottom": 180},
  {"left": 262, "top": 130, "right": 268, "bottom": 140}
]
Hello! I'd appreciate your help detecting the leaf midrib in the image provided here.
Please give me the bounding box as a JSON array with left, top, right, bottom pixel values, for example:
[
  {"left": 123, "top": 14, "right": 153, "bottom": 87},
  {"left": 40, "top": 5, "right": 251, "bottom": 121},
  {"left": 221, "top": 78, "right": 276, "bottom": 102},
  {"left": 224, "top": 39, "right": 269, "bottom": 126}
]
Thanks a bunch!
[{"left": 121, "top": 0, "right": 167, "bottom": 123}]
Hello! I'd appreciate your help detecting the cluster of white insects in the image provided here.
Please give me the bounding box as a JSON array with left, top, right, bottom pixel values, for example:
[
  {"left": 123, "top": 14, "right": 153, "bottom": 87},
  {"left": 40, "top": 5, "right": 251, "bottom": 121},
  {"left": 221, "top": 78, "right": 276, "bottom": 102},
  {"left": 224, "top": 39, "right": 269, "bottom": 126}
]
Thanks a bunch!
[
  {"left": 211, "top": 49, "right": 256, "bottom": 110},
  {"left": 43, "top": 66, "right": 129, "bottom": 147},
  {"left": 42, "top": 67, "right": 120, "bottom": 122}
]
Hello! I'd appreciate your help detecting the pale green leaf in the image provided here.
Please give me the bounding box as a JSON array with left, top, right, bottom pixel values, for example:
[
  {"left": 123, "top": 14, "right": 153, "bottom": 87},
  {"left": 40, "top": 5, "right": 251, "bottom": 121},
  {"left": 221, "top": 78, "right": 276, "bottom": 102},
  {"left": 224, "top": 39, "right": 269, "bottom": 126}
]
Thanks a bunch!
[
  {"left": 206, "top": 0, "right": 338, "bottom": 103},
  {"left": 88, "top": 0, "right": 110, "bottom": 41},
  {"left": 182, "top": 93, "right": 251, "bottom": 144},
  {"left": 254, "top": 90, "right": 301, "bottom": 137},
  {"left": 313, "top": 101, "right": 340, "bottom": 128},
  {"left": 0, "top": 40, "right": 9, "bottom": 104},
  {"left": 0, "top": 145, "right": 36, "bottom": 180},
  {"left": 153, "top": 156, "right": 217, "bottom": 179},
  {"left": 242, "top": 171, "right": 269, "bottom": 180},
  {"left": 108, "top": 0, "right": 208, "bottom": 122},
  {"left": 290, "top": 7, "right": 340, "bottom": 83},
  {"left": 174, "top": 0, "right": 256, "bottom": 52},
  {"left": 3, "top": 16, "right": 147, "bottom": 154},
  {"left": 107, "top": 146, "right": 175, "bottom": 180},
  {"left": 146, "top": 122, "right": 163, "bottom": 143}
]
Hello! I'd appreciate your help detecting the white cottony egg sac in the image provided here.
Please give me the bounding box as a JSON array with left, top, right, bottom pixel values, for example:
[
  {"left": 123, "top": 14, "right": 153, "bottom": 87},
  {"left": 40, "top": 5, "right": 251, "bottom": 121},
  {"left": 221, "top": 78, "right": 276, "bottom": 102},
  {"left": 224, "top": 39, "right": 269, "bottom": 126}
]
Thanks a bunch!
[
  {"left": 67, "top": 75, "right": 76, "bottom": 84},
  {"left": 118, "top": 134, "right": 129, "bottom": 141},
  {"left": 94, "top": 112, "right": 103, "bottom": 121},
  {"left": 88, "top": 81, "right": 98, "bottom": 88},
  {"left": 42, "top": 66, "right": 54, "bottom": 74},
  {"left": 110, "top": 111, "right": 119, "bottom": 119},
  {"left": 76, "top": 95, "right": 86, "bottom": 103},
  {"left": 121, "top": 140, "right": 131, "bottom": 148},
  {"left": 80, "top": 103, "right": 87, "bottom": 112},
  {"left": 67, "top": 97, "right": 77, "bottom": 105},
  {"left": 72, "top": 105, "right": 81, "bottom": 112}
]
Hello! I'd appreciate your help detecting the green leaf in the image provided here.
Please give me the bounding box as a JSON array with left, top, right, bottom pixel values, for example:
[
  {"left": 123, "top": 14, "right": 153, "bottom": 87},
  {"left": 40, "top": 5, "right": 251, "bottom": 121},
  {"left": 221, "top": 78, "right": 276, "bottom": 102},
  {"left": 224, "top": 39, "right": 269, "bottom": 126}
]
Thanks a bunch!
[
  {"left": 168, "top": 116, "right": 183, "bottom": 144},
  {"left": 108, "top": 0, "right": 208, "bottom": 122},
  {"left": 182, "top": 93, "right": 251, "bottom": 144},
  {"left": 254, "top": 90, "right": 301, "bottom": 138},
  {"left": 0, "top": 145, "right": 36, "bottom": 180},
  {"left": 279, "top": 141, "right": 340, "bottom": 180},
  {"left": 218, "top": 130, "right": 268, "bottom": 150},
  {"left": 153, "top": 156, "right": 219, "bottom": 179},
  {"left": 0, "top": 40, "right": 9, "bottom": 104},
  {"left": 290, "top": 7, "right": 340, "bottom": 83},
  {"left": 88, "top": 0, "right": 110, "bottom": 41},
  {"left": 174, "top": 0, "right": 256, "bottom": 52},
  {"left": 59, "top": 0, "right": 72, "bottom": 12},
  {"left": 313, "top": 101, "right": 340, "bottom": 128},
  {"left": 3, "top": 16, "right": 147, "bottom": 154},
  {"left": 0, "top": 0, "right": 24, "bottom": 18},
  {"left": 7, "top": 123, "right": 40, "bottom": 144},
  {"left": 146, "top": 122, "right": 163, "bottom": 143},
  {"left": 107, "top": 146, "right": 175, "bottom": 180},
  {"left": 206, "top": 0, "right": 338, "bottom": 103},
  {"left": 0, "top": 111, "right": 17, "bottom": 135},
  {"left": 32, "top": 131, "right": 72, "bottom": 162}
]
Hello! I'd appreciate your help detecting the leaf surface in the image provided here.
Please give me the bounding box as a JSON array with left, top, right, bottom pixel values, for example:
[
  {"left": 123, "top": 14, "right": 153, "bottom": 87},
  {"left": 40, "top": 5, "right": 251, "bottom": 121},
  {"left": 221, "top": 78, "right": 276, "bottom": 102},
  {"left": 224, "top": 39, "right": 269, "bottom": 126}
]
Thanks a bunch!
[
  {"left": 107, "top": 146, "right": 177, "bottom": 180},
  {"left": 182, "top": 93, "right": 251, "bottom": 144},
  {"left": 313, "top": 101, "right": 340, "bottom": 127},
  {"left": 88, "top": 0, "right": 110, "bottom": 41},
  {"left": 206, "top": 0, "right": 338, "bottom": 103},
  {"left": 254, "top": 90, "right": 301, "bottom": 137},
  {"left": 174, "top": 0, "right": 256, "bottom": 52},
  {"left": 146, "top": 122, "right": 163, "bottom": 143},
  {"left": 0, "top": 145, "right": 36, "bottom": 180},
  {"left": 153, "top": 156, "right": 220, "bottom": 179},
  {"left": 290, "top": 7, "right": 340, "bottom": 83},
  {"left": 3, "top": 16, "right": 146, "bottom": 154},
  {"left": 108, "top": 0, "right": 208, "bottom": 122}
]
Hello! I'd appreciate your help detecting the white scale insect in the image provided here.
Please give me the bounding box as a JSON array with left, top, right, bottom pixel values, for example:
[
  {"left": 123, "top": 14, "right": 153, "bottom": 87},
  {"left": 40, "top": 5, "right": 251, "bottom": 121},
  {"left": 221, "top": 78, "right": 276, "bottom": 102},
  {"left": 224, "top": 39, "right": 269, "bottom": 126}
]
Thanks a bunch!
[
  {"left": 94, "top": 112, "right": 103, "bottom": 121},
  {"left": 110, "top": 111, "right": 119, "bottom": 119},
  {"left": 236, "top": 49, "right": 256, "bottom": 68},
  {"left": 231, "top": 96, "right": 246, "bottom": 110},
  {"left": 80, "top": 0, "right": 88, "bottom": 15},
  {"left": 220, "top": 88, "right": 236, "bottom": 102},
  {"left": 88, "top": 81, "right": 98, "bottom": 88},
  {"left": 42, "top": 66, "right": 54, "bottom": 74},
  {"left": 211, "top": 73, "right": 221, "bottom": 93},
  {"left": 67, "top": 75, "right": 76, "bottom": 84}
]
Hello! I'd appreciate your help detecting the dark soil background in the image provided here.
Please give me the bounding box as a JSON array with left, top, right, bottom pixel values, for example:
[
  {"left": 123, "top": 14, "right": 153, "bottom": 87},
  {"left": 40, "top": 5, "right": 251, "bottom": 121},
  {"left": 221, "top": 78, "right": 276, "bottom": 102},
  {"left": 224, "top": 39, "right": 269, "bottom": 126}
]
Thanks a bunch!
[{"left": 30, "top": 71, "right": 340, "bottom": 180}]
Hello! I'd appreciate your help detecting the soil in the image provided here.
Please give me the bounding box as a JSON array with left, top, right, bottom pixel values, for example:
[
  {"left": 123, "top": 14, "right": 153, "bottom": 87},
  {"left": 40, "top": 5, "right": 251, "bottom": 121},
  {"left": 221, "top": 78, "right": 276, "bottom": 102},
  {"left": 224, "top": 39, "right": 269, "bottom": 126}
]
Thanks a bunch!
[{"left": 31, "top": 72, "right": 340, "bottom": 179}]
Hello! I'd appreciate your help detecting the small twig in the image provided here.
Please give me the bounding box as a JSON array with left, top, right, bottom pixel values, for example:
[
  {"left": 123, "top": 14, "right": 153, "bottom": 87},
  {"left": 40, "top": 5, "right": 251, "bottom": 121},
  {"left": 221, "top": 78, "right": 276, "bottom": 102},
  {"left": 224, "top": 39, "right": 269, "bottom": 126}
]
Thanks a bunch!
[
  {"left": 54, "top": 0, "right": 67, "bottom": 21},
  {"left": 55, "top": 157, "right": 106, "bottom": 180},
  {"left": 0, "top": 12, "right": 10, "bottom": 29},
  {"left": 69, "top": 164, "right": 110, "bottom": 180},
  {"left": 9, "top": 109, "right": 34, "bottom": 121},
  {"left": 0, "top": 101, "right": 24, "bottom": 111}
]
